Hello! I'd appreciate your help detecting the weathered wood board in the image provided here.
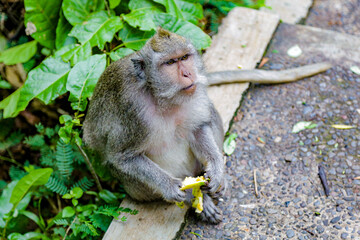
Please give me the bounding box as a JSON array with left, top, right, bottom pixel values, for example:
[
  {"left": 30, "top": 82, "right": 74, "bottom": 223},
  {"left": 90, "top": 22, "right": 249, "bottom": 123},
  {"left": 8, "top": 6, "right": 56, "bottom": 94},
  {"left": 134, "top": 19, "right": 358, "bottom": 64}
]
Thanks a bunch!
[
  {"left": 103, "top": 7, "right": 279, "bottom": 240},
  {"left": 261, "top": 0, "right": 313, "bottom": 24}
]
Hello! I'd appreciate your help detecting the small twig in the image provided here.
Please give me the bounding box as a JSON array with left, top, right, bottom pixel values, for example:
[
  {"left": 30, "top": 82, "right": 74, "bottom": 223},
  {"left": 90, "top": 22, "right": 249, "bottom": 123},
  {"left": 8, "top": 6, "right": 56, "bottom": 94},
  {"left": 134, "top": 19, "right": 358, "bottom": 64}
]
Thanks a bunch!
[
  {"left": 104, "top": 0, "right": 111, "bottom": 16},
  {"left": 63, "top": 216, "right": 77, "bottom": 240},
  {"left": 318, "top": 165, "right": 330, "bottom": 196},
  {"left": 76, "top": 143, "right": 103, "bottom": 192},
  {"left": 254, "top": 169, "right": 259, "bottom": 197},
  {"left": 46, "top": 196, "right": 59, "bottom": 213},
  {"left": 0, "top": 155, "right": 21, "bottom": 166}
]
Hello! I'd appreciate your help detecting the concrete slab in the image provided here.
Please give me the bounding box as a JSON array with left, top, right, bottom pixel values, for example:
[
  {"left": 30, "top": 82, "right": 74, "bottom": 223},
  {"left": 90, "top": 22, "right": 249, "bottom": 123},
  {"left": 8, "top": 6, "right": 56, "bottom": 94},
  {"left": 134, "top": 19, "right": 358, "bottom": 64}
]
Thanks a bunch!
[{"left": 261, "top": 0, "right": 313, "bottom": 24}]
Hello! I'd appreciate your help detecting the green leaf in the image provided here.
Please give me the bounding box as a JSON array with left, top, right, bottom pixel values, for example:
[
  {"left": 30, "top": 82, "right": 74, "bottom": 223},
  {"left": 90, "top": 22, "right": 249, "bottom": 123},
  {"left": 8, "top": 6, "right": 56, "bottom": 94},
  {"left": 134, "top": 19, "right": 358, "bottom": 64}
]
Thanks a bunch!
[
  {"left": 292, "top": 121, "right": 317, "bottom": 133},
  {"left": 20, "top": 210, "right": 44, "bottom": 229},
  {"left": 62, "top": 0, "right": 105, "bottom": 26},
  {"left": 0, "top": 87, "right": 21, "bottom": 118},
  {"left": 176, "top": 0, "right": 203, "bottom": 24},
  {"left": 110, "top": 48, "right": 134, "bottom": 61},
  {"left": 59, "top": 115, "right": 73, "bottom": 124},
  {"left": 153, "top": 0, "right": 184, "bottom": 20},
  {"left": 0, "top": 57, "right": 71, "bottom": 118},
  {"left": 56, "top": 10, "right": 76, "bottom": 49},
  {"left": 0, "top": 79, "right": 12, "bottom": 89},
  {"left": 119, "top": 23, "right": 155, "bottom": 50},
  {"left": 10, "top": 168, "right": 53, "bottom": 209},
  {"left": 66, "top": 54, "right": 106, "bottom": 111},
  {"left": 58, "top": 125, "right": 72, "bottom": 144},
  {"left": 70, "top": 11, "right": 123, "bottom": 50},
  {"left": 63, "top": 11, "right": 123, "bottom": 65},
  {"left": 110, "top": 0, "right": 121, "bottom": 9},
  {"left": 0, "top": 41, "right": 37, "bottom": 65},
  {"left": 223, "top": 133, "right": 237, "bottom": 155},
  {"left": 123, "top": 0, "right": 164, "bottom": 31},
  {"left": 62, "top": 206, "right": 75, "bottom": 218},
  {"left": 62, "top": 193, "right": 72, "bottom": 199},
  {"left": 99, "top": 189, "right": 118, "bottom": 203},
  {"left": 71, "top": 187, "right": 84, "bottom": 199},
  {"left": 153, "top": 13, "right": 211, "bottom": 50},
  {"left": 24, "top": 0, "right": 62, "bottom": 49}
]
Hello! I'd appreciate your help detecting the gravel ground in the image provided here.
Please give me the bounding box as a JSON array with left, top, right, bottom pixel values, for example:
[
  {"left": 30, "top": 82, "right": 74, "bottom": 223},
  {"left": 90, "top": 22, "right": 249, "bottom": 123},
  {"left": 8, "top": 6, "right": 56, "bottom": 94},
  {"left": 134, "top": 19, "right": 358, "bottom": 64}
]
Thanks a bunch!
[{"left": 180, "top": 1, "right": 360, "bottom": 239}]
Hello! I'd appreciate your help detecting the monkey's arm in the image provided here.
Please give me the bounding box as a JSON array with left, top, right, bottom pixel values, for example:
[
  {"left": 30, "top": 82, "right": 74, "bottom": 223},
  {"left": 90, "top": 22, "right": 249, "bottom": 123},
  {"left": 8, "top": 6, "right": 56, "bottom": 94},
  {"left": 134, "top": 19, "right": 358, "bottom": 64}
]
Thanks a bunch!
[
  {"left": 207, "top": 62, "right": 332, "bottom": 85},
  {"left": 107, "top": 154, "right": 186, "bottom": 203},
  {"left": 190, "top": 125, "right": 224, "bottom": 194}
]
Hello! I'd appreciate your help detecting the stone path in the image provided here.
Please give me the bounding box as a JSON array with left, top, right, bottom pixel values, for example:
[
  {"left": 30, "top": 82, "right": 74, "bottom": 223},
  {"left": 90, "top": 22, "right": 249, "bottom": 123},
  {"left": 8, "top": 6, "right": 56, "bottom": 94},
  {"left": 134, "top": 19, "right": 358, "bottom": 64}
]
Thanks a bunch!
[{"left": 180, "top": 0, "right": 360, "bottom": 239}]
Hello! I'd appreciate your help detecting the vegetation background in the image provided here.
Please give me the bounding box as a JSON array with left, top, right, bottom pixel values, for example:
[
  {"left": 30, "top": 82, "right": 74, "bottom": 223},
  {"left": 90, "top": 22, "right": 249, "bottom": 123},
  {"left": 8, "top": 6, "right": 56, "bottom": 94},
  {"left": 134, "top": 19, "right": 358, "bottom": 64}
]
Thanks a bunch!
[{"left": 0, "top": 0, "right": 265, "bottom": 239}]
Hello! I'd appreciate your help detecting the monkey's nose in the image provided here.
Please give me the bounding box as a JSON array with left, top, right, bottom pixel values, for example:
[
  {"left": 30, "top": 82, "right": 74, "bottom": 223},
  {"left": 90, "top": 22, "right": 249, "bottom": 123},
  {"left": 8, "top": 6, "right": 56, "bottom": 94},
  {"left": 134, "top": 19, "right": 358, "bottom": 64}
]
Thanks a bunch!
[{"left": 183, "top": 72, "right": 191, "bottom": 78}]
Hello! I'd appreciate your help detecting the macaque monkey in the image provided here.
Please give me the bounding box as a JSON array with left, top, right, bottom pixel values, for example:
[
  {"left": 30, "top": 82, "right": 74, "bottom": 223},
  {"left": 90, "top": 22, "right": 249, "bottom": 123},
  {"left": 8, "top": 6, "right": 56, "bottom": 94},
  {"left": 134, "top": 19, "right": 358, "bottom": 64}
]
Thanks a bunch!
[{"left": 83, "top": 28, "right": 331, "bottom": 223}]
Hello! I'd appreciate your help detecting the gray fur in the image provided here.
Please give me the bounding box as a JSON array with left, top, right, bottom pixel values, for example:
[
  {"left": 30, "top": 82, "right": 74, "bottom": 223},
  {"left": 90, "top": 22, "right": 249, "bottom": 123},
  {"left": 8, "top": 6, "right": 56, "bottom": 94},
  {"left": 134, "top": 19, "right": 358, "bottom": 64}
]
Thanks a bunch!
[{"left": 83, "top": 29, "right": 225, "bottom": 223}]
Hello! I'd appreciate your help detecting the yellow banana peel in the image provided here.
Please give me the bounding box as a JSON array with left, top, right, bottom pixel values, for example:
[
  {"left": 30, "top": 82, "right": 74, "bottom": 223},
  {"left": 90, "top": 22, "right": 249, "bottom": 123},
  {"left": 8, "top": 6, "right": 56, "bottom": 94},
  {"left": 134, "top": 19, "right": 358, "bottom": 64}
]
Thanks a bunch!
[{"left": 177, "top": 176, "right": 207, "bottom": 213}]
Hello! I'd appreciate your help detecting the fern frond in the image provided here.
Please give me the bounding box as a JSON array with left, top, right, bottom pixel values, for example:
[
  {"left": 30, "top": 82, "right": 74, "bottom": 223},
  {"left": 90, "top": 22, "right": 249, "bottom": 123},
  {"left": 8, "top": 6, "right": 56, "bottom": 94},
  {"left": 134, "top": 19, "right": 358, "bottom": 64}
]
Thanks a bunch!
[
  {"left": 45, "top": 176, "right": 68, "bottom": 195},
  {"left": 40, "top": 145, "right": 56, "bottom": 167},
  {"left": 72, "top": 177, "right": 94, "bottom": 192},
  {"left": 9, "top": 166, "right": 27, "bottom": 180},
  {"left": 54, "top": 218, "right": 69, "bottom": 226},
  {"left": 89, "top": 214, "right": 112, "bottom": 232},
  {"left": 0, "top": 131, "right": 24, "bottom": 150},
  {"left": 56, "top": 140, "right": 74, "bottom": 178},
  {"left": 24, "top": 134, "right": 45, "bottom": 149}
]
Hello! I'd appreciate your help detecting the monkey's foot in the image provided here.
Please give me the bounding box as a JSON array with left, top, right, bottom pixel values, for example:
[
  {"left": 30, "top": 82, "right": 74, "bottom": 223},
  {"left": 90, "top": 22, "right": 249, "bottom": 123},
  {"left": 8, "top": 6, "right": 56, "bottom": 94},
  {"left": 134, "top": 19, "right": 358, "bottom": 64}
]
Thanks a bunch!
[{"left": 199, "top": 193, "right": 222, "bottom": 224}]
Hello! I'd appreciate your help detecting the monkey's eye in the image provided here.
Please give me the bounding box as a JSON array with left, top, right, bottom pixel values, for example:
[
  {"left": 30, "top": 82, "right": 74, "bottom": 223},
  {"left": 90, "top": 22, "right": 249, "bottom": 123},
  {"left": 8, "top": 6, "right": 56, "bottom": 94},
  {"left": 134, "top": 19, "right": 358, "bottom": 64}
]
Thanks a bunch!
[
  {"left": 180, "top": 54, "right": 189, "bottom": 61},
  {"left": 165, "top": 59, "right": 176, "bottom": 65}
]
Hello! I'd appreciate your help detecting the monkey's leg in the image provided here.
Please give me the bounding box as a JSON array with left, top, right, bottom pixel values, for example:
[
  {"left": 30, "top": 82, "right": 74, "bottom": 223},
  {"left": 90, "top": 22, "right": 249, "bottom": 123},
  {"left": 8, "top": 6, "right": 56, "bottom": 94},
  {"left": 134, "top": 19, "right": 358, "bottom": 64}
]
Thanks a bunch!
[
  {"left": 207, "top": 62, "right": 332, "bottom": 85},
  {"left": 107, "top": 154, "right": 186, "bottom": 203}
]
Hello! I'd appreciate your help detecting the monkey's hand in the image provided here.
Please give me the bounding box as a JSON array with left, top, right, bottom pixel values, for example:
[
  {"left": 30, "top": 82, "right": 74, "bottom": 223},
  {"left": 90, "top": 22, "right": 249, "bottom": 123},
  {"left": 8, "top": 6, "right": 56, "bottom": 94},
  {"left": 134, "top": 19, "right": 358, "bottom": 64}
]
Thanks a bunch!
[
  {"left": 162, "top": 178, "right": 186, "bottom": 203},
  {"left": 204, "top": 168, "right": 226, "bottom": 198}
]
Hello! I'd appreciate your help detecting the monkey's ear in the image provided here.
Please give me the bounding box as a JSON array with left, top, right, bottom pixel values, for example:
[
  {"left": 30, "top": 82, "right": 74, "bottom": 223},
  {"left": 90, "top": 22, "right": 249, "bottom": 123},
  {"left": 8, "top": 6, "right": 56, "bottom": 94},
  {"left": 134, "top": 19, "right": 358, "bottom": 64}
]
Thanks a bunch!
[
  {"left": 131, "top": 57, "right": 146, "bottom": 81},
  {"left": 156, "top": 27, "right": 171, "bottom": 39}
]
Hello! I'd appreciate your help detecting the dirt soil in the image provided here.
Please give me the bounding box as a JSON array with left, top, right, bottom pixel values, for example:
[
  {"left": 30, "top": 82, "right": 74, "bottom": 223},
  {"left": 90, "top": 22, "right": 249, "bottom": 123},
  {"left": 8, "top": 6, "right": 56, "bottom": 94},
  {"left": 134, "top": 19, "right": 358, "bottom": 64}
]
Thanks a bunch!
[{"left": 180, "top": 0, "right": 360, "bottom": 239}]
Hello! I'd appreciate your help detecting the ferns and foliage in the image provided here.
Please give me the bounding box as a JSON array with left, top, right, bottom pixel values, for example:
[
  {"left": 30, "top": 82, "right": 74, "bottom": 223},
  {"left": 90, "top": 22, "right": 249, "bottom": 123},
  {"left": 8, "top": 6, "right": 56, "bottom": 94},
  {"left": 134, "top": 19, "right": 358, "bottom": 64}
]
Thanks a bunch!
[{"left": 0, "top": 0, "right": 263, "bottom": 239}]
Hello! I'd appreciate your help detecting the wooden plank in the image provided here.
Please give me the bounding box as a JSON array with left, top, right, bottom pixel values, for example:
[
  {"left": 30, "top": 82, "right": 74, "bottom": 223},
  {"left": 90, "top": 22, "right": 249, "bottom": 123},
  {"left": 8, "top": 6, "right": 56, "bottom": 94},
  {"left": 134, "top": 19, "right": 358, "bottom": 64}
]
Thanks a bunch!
[
  {"left": 261, "top": 0, "right": 313, "bottom": 24},
  {"left": 205, "top": 7, "right": 280, "bottom": 131},
  {"left": 103, "top": 7, "right": 279, "bottom": 240}
]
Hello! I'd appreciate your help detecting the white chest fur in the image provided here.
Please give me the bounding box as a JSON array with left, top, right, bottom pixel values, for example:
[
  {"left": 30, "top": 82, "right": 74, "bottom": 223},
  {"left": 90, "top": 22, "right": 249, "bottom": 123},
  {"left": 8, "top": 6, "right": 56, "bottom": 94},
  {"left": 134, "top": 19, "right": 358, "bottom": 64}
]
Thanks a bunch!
[{"left": 144, "top": 94, "right": 210, "bottom": 178}]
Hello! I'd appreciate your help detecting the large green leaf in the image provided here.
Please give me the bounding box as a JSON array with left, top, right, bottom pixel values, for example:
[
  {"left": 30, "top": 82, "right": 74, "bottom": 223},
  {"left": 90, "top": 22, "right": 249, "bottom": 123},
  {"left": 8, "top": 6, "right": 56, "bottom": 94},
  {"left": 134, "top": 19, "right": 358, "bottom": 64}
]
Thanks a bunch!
[
  {"left": 56, "top": 10, "right": 76, "bottom": 49},
  {"left": 0, "top": 87, "right": 21, "bottom": 118},
  {"left": 154, "top": 0, "right": 203, "bottom": 23},
  {"left": 110, "top": 0, "right": 121, "bottom": 9},
  {"left": 0, "top": 41, "right": 37, "bottom": 65},
  {"left": 123, "top": 6, "right": 163, "bottom": 31},
  {"left": 0, "top": 57, "right": 71, "bottom": 118},
  {"left": 10, "top": 168, "right": 53, "bottom": 209},
  {"left": 63, "top": 11, "right": 123, "bottom": 65},
  {"left": 61, "top": 42, "right": 92, "bottom": 66},
  {"left": 153, "top": 13, "right": 211, "bottom": 50},
  {"left": 154, "top": 0, "right": 184, "bottom": 19},
  {"left": 62, "top": 0, "right": 105, "bottom": 26},
  {"left": 119, "top": 23, "right": 155, "bottom": 50},
  {"left": 24, "top": 0, "right": 62, "bottom": 49},
  {"left": 66, "top": 54, "right": 106, "bottom": 111},
  {"left": 110, "top": 48, "right": 134, "bottom": 61},
  {"left": 0, "top": 181, "right": 32, "bottom": 217}
]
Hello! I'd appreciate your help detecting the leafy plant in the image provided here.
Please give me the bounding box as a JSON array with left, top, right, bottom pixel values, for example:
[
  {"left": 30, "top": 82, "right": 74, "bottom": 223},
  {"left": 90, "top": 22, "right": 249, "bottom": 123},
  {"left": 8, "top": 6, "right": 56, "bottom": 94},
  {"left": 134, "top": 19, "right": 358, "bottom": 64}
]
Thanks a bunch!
[{"left": 0, "top": 0, "right": 212, "bottom": 119}]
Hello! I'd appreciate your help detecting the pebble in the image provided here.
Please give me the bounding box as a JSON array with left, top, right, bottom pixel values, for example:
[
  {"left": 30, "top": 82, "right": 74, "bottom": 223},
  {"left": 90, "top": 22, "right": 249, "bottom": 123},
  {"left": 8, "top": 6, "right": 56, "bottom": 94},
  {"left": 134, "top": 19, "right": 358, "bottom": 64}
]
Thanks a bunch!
[
  {"left": 330, "top": 216, "right": 341, "bottom": 224},
  {"left": 286, "top": 229, "right": 295, "bottom": 238},
  {"left": 327, "top": 140, "right": 336, "bottom": 145},
  {"left": 341, "top": 233, "right": 348, "bottom": 239}
]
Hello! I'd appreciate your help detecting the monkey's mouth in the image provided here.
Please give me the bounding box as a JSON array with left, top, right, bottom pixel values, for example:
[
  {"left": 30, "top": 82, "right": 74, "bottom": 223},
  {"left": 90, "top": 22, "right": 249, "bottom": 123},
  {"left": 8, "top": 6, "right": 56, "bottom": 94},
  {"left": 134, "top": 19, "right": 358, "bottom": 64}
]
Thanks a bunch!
[{"left": 182, "top": 83, "right": 196, "bottom": 94}]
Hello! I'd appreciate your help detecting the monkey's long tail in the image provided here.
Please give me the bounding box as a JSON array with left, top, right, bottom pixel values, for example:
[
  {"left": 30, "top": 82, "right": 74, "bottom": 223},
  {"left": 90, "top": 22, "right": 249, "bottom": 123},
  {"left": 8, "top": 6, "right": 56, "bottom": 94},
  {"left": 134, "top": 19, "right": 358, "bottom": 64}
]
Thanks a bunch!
[{"left": 207, "top": 62, "right": 332, "bottom": 85}]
